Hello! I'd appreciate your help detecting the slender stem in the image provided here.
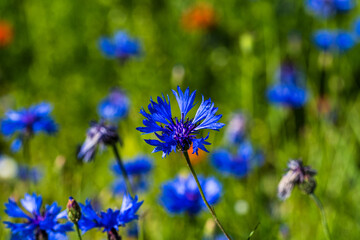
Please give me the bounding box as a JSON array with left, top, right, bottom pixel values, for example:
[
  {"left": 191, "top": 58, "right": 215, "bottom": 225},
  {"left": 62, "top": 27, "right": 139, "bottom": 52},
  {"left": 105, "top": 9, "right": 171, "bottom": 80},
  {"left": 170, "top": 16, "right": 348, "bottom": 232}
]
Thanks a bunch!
[
  {"left": 310, "top": 193, "right": 331, "bottom": 240},
  {"left": 112, "top": 144, "right": 134, "bottom": 197},
  {"left": 23, "top": 136, "right": 31, "bottom": 163},
  {"left": 75, "top": 223, "right": 83, "bottom": 240},
  {"left": 182, "top": 151, "right": 231, "bottom": 240}
]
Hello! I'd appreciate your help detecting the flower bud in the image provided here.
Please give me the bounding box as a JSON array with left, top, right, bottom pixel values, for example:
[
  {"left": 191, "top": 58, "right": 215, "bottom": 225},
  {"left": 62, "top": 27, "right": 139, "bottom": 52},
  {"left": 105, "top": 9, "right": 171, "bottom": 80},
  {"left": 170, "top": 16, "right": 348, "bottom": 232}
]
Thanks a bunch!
[{"left": 67, "top": 197, "right": 81, "bottom": 223}]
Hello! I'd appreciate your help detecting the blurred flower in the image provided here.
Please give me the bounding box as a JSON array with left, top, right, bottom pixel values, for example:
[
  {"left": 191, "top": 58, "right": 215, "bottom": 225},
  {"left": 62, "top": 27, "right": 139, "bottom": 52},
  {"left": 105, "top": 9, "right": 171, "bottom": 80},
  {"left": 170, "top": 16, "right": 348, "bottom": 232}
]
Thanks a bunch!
[
  {"left": 99, "top": 31, "right": 141, "bottom": 60},
  {"left": 313, "top": 29, "right": 356, "bottom": 52},
  {"left": 137, "top": 86, "right": 225, "bottom": 158},
  {"left": 182, "top": 3, "right": 216, "bottom": 31},
  {"left": 224, "top": 113, "right": 246, "bottom": 145},
  {"left": 353, "top": 17, "right": 360, "bottom": 39},
  {"left": 78, "top": 194, "right": 143, "bottom": 239},
  {"left": 267, "top": 62, "right": 308, "bottom": 108},
  {"left": 0, "top": 102, "right": 58, "bottom": 152},
  {"left": 98, "top": 88, "right": 130, "bottom": 123},
  {"left": 159, "top": 174, "right": 222, "bottom": 215},
  {"left": 17, "top": 164, "right": 43, "bottom": 183},
  {"left": 306, "top": 0, "right": 354, "bottom": 18},
  {"left": 111, "top": 155, "right": 153, "bottom": 194},
  {"left": 0, "top": 21, "right": 13, "bottom": 47},
  {"left": 0, "top": 155, "right": 18, "bottom": 180},
  {"left": 77, "top": 120, "right": 120, "bottom": 162},
  {"left": 3, "top": 193, "right": 73, "bottom": 239},
  {"left": 187, "top": 143, "right": 207, "bottom": 165},
  {"left": 278, "top": 160, "right": 317, "bottom": 200},
  {"left": 211, "top": 141, "right": 263, "bottom": 178}
]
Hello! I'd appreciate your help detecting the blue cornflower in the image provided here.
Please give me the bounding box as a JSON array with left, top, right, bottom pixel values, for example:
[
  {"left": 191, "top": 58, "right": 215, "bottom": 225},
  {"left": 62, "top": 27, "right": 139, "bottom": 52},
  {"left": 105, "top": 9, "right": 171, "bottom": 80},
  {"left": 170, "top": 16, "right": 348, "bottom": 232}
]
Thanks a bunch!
[
  {"left": 99, "top": 31, "right": 141, "bottom": 60},
  {"left": 159, "top": 174, "right": 222, "bottom": 215},
  {"left": 17, "top": 164, "right": 43, "bottom": 184},
  {"left": 98, "top": 88, "right": 130, "bottom": 123},
  {"left": 267, "top": 62, "right": 308, "bottom": 108},
  {"left": 0, "top": 102, "right": 58, "bottom": 152},
  {"left": 77, "top": 121, "right": 120, "bottom": 162},
  {"left": 3, "top": 193, "right": 73, "bottom": 240},
  {"left": 224, "top": 113, "right": 247, "bottom": 145},
  {"left": 137, "top": 86, "right": 225, "bottom": 158},
  {"left": 211, "top": 141, "right": 263, "bottom": 178},
  {"left": 78, "top": 194, "right": 143, "bottom": 239},
  {"left": 111, "top": 155, "right": 153, "bottom": 195},
  {"left": 353, "top": 17, "right": 360, "bottom": 39},
  {"left": 313, "top": 30, "right": 356, "bottom": 52},
  {"left": 306, "top": 0, "right": 354, "bottom": 18}
]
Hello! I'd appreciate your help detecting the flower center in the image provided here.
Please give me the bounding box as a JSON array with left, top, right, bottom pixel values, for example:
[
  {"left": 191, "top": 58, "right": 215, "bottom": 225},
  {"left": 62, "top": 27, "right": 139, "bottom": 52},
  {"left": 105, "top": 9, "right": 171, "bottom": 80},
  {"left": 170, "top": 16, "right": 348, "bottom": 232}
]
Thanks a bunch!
[{"left": 167, "top": 118, "right": 197, "bottom": 151}]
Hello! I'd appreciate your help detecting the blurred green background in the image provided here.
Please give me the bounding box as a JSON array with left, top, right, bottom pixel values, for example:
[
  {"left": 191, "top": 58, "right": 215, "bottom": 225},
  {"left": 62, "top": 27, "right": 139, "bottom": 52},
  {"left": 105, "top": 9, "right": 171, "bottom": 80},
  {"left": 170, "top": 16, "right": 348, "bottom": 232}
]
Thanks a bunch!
[{"left": 0, "top": 0, "right": 360, "bottom": 239}]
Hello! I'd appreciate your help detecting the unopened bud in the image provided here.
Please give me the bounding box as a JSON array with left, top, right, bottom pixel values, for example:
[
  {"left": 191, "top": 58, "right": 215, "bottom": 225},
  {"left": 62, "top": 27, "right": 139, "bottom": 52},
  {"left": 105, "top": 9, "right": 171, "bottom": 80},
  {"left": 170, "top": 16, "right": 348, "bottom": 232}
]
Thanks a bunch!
[
  {"left": 299, "top": 176, "right": 316, "bottom": 195},
  {"left": 67, "top": 197, "right": 81, "bottom": 223}
]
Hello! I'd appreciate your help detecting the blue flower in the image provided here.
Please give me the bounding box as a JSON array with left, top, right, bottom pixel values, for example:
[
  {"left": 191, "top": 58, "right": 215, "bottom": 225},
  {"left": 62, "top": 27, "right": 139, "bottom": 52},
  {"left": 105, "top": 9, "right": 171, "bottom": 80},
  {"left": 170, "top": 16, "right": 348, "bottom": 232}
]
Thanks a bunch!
[
  {"left": 313, "top": 30, "right": 357, "bottom": 52},
  {"left": 267, "top": 62, "right": 308, "bottom": 108},
  {"left": 0, "top": 102, "right": 58, "bottom": 152},
  {"left": 98, "top": 88, "right": 130, "bottom": 123},
  {"left": 77, "top": 121, "right": 120, "bottom": 162},
  {"left": 335, "top": 30, "right": 356, "bottom": 52},
  {"left": 78, "top": 194, "right": 143, "bottom": 238},
  {"left": 3, "top": 193, "right": 73, "bottom": 240},
  {"left": 99, "top": 31, "right": 141, "bottom": 60},
  {"left": 306, "top": 0, "right": 354, "bottom": 18},
  {"left": 353, "top": 17, "right": 360, "bottom": 39},
  {"left": 159, "top": 174, "right": 222, "bottom": 215},
  {"left": 111, "top": 155, "right": 153, "bottom": 195},
  {"left": 17, "top": 164, "right": 43, "bottom": 184},
  {"left": 211, "top": 141, "right": 263, "bottom": 178},
  {"left": 137, "top": 86, "right": 225, "bottom": 158},
  {"left": 224, "top": 113, "right": 247, "bottom": 145}
]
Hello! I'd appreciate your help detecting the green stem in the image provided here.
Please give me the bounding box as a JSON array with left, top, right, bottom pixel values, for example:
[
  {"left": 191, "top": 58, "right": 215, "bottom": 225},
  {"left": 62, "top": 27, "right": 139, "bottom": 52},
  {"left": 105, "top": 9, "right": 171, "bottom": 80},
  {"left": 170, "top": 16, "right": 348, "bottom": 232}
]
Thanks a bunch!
[
  {"left": 112, "top": 144, "right": 134, "bottom": 197},
  {"left": 310, "top": 193, "right": 331, "bottom": 240},
  {"left": 23, "top": 136, "right": 31, "bottom": 163},
  {"left": 75, "top": 223, "right": 83, "bottom": 240},
  {"left": 182, "top": 151, "right": 231, "bottom": 240}
]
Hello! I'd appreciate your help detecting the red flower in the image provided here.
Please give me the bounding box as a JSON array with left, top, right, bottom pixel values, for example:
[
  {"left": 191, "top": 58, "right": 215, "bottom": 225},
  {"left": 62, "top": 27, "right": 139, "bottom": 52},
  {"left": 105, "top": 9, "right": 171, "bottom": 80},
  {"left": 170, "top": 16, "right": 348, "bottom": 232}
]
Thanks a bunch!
[
  {"left": 0, "top": 21, "right": 13, "bottom": 47},
  {"left": 181, "top": 3, "right": 216, "bottom": 31}
]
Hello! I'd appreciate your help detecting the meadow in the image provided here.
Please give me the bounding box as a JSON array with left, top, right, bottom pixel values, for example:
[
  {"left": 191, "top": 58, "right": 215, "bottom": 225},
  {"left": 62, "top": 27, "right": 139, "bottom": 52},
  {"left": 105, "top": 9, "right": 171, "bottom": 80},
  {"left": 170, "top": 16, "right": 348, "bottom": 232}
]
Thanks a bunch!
[{"left": 0, "top": 0, "right": 360, "bottom": 239}]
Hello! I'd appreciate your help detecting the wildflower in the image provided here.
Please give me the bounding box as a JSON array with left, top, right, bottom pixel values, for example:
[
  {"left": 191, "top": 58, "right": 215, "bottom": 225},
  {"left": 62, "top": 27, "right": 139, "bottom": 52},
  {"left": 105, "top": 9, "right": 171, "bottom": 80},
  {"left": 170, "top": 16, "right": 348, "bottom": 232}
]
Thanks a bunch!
[
  {"left": 313, "top": 30, "right": 356, "bottom": 52},
  {"left": 267, "top": 62, "right": 308, "bottom": 108},
  {"left": 17, "top": 164, "right": 43, "bottom": 183},
  {"left": 0, "top": 155, "right": 18, "bottom": 180},
  {"left": 111, "top": 155, "right": 153, "bottom": 194},
  {"left": 0, "top": 21, "right": 13, "bottom": 47},
  {"left": 182, "top": 3, "right": 216, "bottom": 31},
  {"left": 159, "top": 174, "right": 222, "bottom": 215},
  {"left": 0, "top": 102, "right": 58, "bottom": 152},
  {"left": 353, "top": 17, "right": 360, "bottom": 39},
  {"left": 77, "top": 120, "right": 120, "bottom": 162},
  {"left": 305, "top": 0, "right": 354, "bottom": 18},
  {"left": 3, "top": 193, "right": 73, "bottom": 239},
  {"left": 278, "top": 160, "right": 317, "bottom": 200},
  {"left": 78, "top": 194, "right": 143, "bottom": 239},
  {"left": 99, "top": 31, "right": 141, "bottom": 60},
  {"left": 98, "top": 88, "right": 130, "bottom": 122},
  {"left": 211, "top": 141, "right": 263, "bottom": 178},
  {"left": 187, "top": 143, "right": 207, "bottom": 165},
  {"left": 136, "top": 86, "right": 225, "bottom": 158},
  {"left": 224, "top": 113, "right": 247, "bottom": 145}
]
